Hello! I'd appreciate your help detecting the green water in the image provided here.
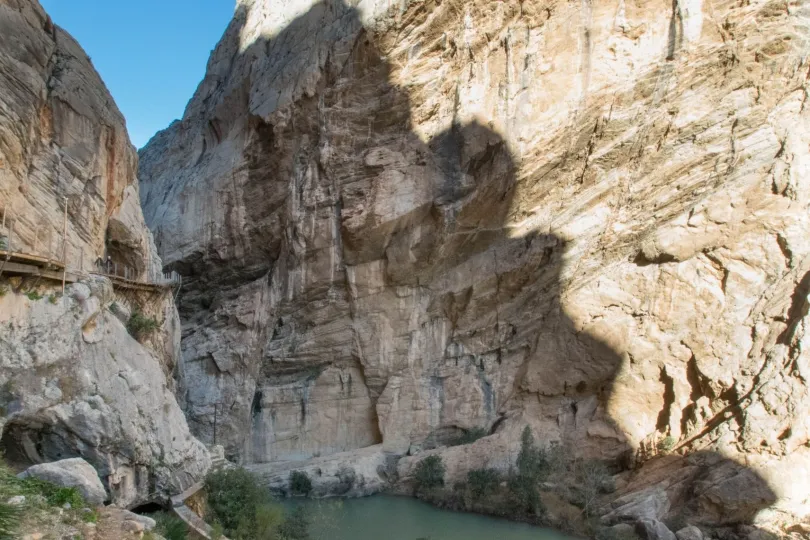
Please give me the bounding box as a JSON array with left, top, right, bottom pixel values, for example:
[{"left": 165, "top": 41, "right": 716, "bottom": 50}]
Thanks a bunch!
[{"left": 285, "top": 495, "right": 570, "bottom": 540}]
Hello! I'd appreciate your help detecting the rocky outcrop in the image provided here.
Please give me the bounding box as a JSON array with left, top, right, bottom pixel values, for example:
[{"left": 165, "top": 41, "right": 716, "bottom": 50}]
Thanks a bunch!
[
  {"left": 0, "top": 0, "right": 210, "bottom": 507},
  {"left": 139, "top": 0, "right": 810, "bottom": 528},
  {"left": 0, "top": 278, "right": 211, "bottom": 507},
  {"left": 19, "top": 457, "right": 107, "bottom": 505},
  {"left": 247, "top": 444, "right": 395, "bottom": 498}
]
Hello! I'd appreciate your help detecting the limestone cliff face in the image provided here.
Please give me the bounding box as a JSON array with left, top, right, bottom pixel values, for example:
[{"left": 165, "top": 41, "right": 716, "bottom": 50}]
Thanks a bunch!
[
  {"left": 0, "top": 0, "right": 210, "bottom": 506},
  {"left": 140, "top": 0, "right": 810, "bottom": 523}
]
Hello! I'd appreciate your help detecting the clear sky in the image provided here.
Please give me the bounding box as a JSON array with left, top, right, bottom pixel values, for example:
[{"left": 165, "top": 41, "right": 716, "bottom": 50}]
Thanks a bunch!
[{"left": 40, "top": 0, "right": 235, "bottom": 149}]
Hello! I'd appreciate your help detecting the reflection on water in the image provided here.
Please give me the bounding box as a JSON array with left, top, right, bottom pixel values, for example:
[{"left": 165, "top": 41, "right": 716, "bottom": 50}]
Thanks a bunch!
[{"left": 285, "top": 494, "right": 571, "bottom": 540}]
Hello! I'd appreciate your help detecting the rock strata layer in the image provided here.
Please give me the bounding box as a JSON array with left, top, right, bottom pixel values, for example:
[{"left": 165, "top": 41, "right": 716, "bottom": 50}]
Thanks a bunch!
[{"left": 139, "top": 0, "right": 810, "bottom": 526}]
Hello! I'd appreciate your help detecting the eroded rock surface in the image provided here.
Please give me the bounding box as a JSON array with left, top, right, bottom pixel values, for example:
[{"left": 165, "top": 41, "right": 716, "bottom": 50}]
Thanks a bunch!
[
  {"left": 0, "top": 0, "right": 210, "bottom": 506},
  {"left": 0, "top": 279, "right": 210, "bottom": 507},
  {"left": 139, "top": 0, "right": 810, "bottom": 525}
]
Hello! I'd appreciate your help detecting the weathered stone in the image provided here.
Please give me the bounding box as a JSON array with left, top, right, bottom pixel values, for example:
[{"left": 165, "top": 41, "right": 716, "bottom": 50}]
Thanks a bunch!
[
  {"left": 1, "top": 282, "right": 211, "bottom": 507},
  {"left": 6, "top": 495, "right": 26, "bottom": 506},
  {"left": 119, "top": 510, "right": 157, "bottom": 531},
  {"left": 635, "top": 520, "right": 677, "bottom": 540},
  {"left": 122, "top": 519, "right": 145, "bottom": 533},
  {"left": 247, "top": 445, "right": 394, "bottom": 498},
  {"left": 19, "top": 458, "right": 106, "bottom": 505},
  {"left": 140, "top": 0, "right": 810, "bottom": 527},
  {"left": 676, "top": 526, "right": 704, "bottom": 540}
]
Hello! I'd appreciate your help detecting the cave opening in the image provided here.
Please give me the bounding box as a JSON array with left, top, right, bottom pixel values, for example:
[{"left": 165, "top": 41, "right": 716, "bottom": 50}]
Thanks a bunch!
[
  {"left": 0, "top": 420, "right": 78, "bottom": 472},
  {"left": 130, "top": 502, "right": 166, "bottom": 514}
]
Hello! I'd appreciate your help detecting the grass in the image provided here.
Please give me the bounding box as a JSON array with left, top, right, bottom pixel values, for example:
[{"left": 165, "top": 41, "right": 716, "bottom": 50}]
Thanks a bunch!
[
  {"left": 0, "top": 456, "right": 97, "bottom": 539},
  {"left": 0, "top": 503, "right": 20, "bottom": 540}
]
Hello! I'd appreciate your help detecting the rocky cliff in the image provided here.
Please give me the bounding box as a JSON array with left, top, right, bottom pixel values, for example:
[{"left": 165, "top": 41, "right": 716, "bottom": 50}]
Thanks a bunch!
[
  {"left": 0, "top": 0, "right": 209, "bottom": 507},
  {"left": 139, "top": 0, "right": 810, "bottom": 528}
]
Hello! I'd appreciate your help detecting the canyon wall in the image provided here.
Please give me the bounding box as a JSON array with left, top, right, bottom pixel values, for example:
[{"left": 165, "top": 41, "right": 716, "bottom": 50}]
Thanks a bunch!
[
  {"left": 0, "top": 0, "right": 210, "bottom": 506},
  {"left": 139, "top": 0, "right": 810, "bottom": 525}
]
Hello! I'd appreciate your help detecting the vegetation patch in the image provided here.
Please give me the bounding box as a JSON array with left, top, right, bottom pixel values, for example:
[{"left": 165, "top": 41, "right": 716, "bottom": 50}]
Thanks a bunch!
[
  {"left": 147, "top": 511, "right": 189, "bottom": 540},
  {"left": 411, "top": 426, "right": 619, "bottom": 537},
  {"left": 413, "top": 454, "right": 445, "bottom": 493},
  {"left": 290, "top": 470, "right": 313, "bottom": 496},
  {"left": 467, "top": 468, "right": 500, "bottom": 499},
  {"left": 204, "top": 467, "right": 310, "bottom": 540},
  {"left": 127, "top": 310, "right": 160, "bottom": 341},
  {"left": 24, "top": 290, "right": 43, "bottom": 301},
  {"left": 0, "top": 502, "right": 20, "bottom": 540},
  {"left": 0, "top": 456, "right": 98, "bottom": 539}
]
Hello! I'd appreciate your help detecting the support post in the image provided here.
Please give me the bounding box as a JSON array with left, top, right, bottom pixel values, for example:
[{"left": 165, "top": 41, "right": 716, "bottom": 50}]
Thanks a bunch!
[
  {"left": 213, "top": 403, "right": 218, "bottom": 446},
  {"left": 61, "top": 197, "right": 67, "bottom": 294},
  {"left": 61, "top": 244, "right": 67, "bottom": 295},
  {"left": 61, "top": 197, "right": 67, "bottom": 263}
]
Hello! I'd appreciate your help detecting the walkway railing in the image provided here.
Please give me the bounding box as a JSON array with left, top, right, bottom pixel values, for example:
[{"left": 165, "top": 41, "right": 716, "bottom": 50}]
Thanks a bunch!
[{"left": 1, "top": 207, "right": 179, "bottom": 292}]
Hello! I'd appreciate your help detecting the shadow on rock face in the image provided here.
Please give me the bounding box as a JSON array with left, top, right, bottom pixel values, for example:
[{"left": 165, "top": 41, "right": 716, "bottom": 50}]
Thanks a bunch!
[{"left": 139, "top": 0, "right": 781, "bottom": 535}]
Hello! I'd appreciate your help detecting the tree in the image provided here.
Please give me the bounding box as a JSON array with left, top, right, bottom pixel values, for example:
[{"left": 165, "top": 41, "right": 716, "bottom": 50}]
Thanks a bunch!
[{"left": 413, "top": 455, "right": 445, "bottom": 492}]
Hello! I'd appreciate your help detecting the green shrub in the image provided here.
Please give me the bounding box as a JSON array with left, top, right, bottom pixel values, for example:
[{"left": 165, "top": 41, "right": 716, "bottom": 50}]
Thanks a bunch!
[
  {"left": 290, "top": 470, "right": 312, "bottom": 496},
  {"left": 467, "top": 468, "right": 500, "bottom": 499},
  {"left": 206, "top": 468, "right": 267, "bottom": 534},
  {"left": 127, "top": 310, "right": 160, "bottom": 341},
  {"left": 153, "top": 511, "right": 188, "bottom": 540},
  {"left": 47, "top": 486, "right": 84, "bottom": 508},
  {"left": 413, "top": 455, "right": 445, "bottom": 492},
  {"left": 82, "top": 508, "right": 99, "bottom": 523},
  {"left": 24, "top": 290, "right": 43, "bottom": 301},
  {"left": 0, "top": 503, "right": 20, "bottom": 540},
  {"left": 506, "top": 427, "right": 547, "bottom": 515},
  {"left": 657, "top": 436, "right": 676, "bottom": 453}
]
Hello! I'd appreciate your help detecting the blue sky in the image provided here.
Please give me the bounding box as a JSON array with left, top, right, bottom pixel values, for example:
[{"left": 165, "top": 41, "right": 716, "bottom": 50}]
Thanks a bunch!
[{"left": 41, "top": 0, "right": 234, "bottom": 149}]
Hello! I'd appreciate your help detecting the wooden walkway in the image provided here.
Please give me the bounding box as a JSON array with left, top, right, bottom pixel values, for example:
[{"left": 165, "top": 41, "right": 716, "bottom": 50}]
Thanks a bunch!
[{"left": 0, "top": 249, "right": 179, "bottom": 293}]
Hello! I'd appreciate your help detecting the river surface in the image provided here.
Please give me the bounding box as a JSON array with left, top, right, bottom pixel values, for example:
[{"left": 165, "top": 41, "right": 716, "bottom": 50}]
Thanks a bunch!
[{"left": 285, "top": 494, "right": 571, "bottom": 540}]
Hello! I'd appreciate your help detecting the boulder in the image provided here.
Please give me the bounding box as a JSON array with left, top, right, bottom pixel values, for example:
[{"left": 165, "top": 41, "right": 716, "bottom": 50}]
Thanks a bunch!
[
  {"left": 18, "top": 458, "right": 107, "bottom": 505},
  {"left": 120, "top": 509, "right": 157, "bottom": 531},
  {"left": 6, "top": 495, "right": 25, "bottom": 506},
  {"left": 675, "top": 526, "right": 703, "bottom": 540}
]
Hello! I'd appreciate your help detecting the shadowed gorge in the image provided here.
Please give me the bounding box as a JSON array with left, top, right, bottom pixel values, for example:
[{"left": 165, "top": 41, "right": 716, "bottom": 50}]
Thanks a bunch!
[{"left": 138, "top": 0, "right": 810, "bottom": 536}]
